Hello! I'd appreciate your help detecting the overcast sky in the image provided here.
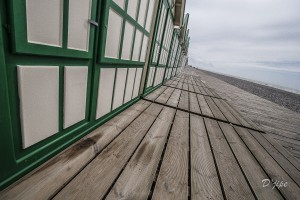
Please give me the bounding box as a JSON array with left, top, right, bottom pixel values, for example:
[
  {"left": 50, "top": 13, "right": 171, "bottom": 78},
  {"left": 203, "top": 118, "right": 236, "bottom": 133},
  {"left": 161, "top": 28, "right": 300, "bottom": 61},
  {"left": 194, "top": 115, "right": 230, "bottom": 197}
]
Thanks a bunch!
[{"left": 185, "top": 0, "right": 300, "bottom": 74}]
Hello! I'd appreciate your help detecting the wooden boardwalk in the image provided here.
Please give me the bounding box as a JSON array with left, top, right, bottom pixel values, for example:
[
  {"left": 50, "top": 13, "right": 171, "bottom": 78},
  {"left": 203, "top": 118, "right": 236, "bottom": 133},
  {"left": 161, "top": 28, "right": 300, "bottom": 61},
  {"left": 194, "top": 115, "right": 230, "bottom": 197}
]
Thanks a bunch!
[
  {"left": 1, "top": 74, "right": 300, "bottom": 199},
  {"left": 184, "top": 67, "right": 300, "bottom": 161}
]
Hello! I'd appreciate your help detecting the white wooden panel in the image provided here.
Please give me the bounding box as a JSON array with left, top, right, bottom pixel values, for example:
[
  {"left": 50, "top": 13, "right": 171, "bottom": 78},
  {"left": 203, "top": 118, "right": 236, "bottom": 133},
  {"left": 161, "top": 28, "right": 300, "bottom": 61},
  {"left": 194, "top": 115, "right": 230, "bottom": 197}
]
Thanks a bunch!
[
  {"left": 124, "top": 68, "right": 136, "bottom": 103},
  {"left": 138, "top": 0, "right": 148, "bottom": 26},
  {"left": 132, "top": 29, "right": 142, "bottom": 61},
  {"left": 17, "top": 66, "right": 59, "bottom": 148},
  {"left": 112, "top": 68, "right": 127, "bottom": 110},
  {"left": 145, "top": 0, "right": 155, "bottom": 31},
  {"left": 113, "top": 0, "right": 125, "bottom": 9},
  {"left": 67, "top": 0, "right": 92, "bottom": 51},
  {"left": 105, "top": 9, "right": 123, "bottom": 58},
  {"left": 139, "top": 35, "right": 148, "bottom": 62},
  {"left": 121, "top": 21, "right": 134, "bottom": 60},
  {"left": 132, "top": 68, "right": 143, "bottom": 98},
  {"left": 96, "top": 68, "right": 115, "bottom": 119},
  {"left": 63, "top": 66, "right": 88, "bottom": 128},
  {"left": 26, "top": 0, "right": 63, "bottom": 46},
  {"left": 127, "top": 0, "right": 138, "bottom": 19}
]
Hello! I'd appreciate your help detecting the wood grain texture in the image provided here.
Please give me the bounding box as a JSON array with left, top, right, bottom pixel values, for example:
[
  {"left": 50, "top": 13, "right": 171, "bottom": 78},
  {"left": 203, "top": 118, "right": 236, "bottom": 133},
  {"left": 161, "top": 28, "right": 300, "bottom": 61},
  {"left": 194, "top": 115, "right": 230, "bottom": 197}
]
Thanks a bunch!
[
  {"left": 144, "top": 86, "right": 167, "bottom": 101},
  {"left": 188, "top": 83, "right": 195, "bottom": 92},
  {"left": 165, "top": 88, "right": 179, "bottom": 106},
  {"left": 106, "top": 107, "right": 176, "bottom": 199},
  {"left": 204, "top": 96, "right": 227, "bottom": 121},
  {"left": 178, "top": 90, "right": 189, "bottom": 111},
  {"left": 0, "top": 100, "right": 151, "bottom": 200},
  {"left": 248, "top": 130, "right": 300, "bottom": 186},
  {"left": 156, "top": 87, "right": 175, "bottom": 104},
  {"left": 53, "top": 104, "right": 163, "bottom": 200},
  {"left": 213, "top": 98, "right": 240, "bottom": 125},
  {"left": 263, "top": 134, "right": 300, "bottom": 170},
  {"left": 197, "top": 94, "right": 214, "bottom": 118},
  {"left": 190, "top": 114, "right": 224, "bottom": 200},
  {"left": 234, "top": 126, "right": 300, "bottom": 199},
  {"left": 219, "top": 122, "right": 283, "bottom": 199},
  {"left": 189, "top": 92, "right": 201, "bottom": 114},
  {"left": 152, "top": 110, "right": 189, "bottom": 200},
  {"left": 204, "top": 118, "right": 255, "bottom": 200}
]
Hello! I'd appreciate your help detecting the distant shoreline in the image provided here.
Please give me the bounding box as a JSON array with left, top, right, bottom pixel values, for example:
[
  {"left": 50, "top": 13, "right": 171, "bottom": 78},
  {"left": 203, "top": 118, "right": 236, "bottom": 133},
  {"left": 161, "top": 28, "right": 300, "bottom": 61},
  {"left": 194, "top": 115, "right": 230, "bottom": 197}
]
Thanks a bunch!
[{"left": 197, "top": 68, "right": 300, "bottom": 113}]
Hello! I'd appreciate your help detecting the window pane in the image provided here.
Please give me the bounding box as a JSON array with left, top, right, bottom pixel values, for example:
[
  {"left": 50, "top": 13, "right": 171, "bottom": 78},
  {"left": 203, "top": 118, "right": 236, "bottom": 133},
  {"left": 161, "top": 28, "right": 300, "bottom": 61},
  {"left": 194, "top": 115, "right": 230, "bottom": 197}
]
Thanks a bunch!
[
  {"left": 68, "top": 0, "right": 92, "bottom": 51},
  {"left": 113, "top": 0, "right": 125, "bottom": 9},
  {"left": 132, "top": 29, "right": 143, "bottom": 61},
  {"left": 26, "top": 0, "right": 63, "bottom": 47},
  {"left": 105, "top": 9, "right": 123, "bottom": 58},
  {"left": 137, "top": 0, "right": 148, "bottom": 26},
  {"left": 127, "top": 0, "right": 139, "bottom": 20},
  {"left": 121, "top": 21, "right": 135, "bottom": 60}
]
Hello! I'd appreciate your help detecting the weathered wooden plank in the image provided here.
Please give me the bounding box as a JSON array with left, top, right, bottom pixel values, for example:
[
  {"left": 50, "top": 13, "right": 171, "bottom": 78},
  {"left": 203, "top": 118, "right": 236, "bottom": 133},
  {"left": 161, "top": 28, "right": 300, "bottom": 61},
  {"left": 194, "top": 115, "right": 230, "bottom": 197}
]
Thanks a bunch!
[
  {"left": 0, "top": 100, "right": 151, "bottom": 200},
  {"left": 210, "top": 88, "right": 222, "bottom": 98},
  {"left": 171, "top": 80, "right": 178, "bottom": 87},
  {"left": 183, "top": 83, "right": 189, "bottom": 91},
  {"left": 189, "top": 92, "right": 201, "bottom": 114},
  {"left": 156, "top": 87, "right": 175, "bottom": 105},
  {"left": 197, "top": 94, "right": 214, "bottom": 118},
  {"left": 222, "top": 100, "right": 262, "bottom": 131},
  {"left": 234, "top": 126, "right": 300, "bottom": 199},
  {"left": 212, "top": 98, "right": 240, "bottom": 125},
  {"left": 106, "top": 107, "right": 176, "bottom": 199},
  {"left": 152, "top": 110, "right": 189, "bottom": 200},
  {"left": 178, "top": 90, "right": 189, "bottom": 111},
  {"left": 190, "top": 115, "right": 224, "bottom": 200},
  {"left": 217, "top": 99, "right": 253, "bottom": 128},
  {"left": 263, "top": 134, "right": 300, "bottom": 171},
  {"left": 203, "top": 87, "right": 215, "bottom": 97},
  {"left": 188, "top": 83, "right": 195, "bottom": 92},
  {"left": 177, "top": 81, "right": 183, "bottom": 90},
  {"left": 193, "top": 85, "right": 201, "bottom": 94},
  {"left": 166, "top": 89, "right": 181, "bottom": 108},
  {"left": 204, "top": 118, "right": 255, "bottom": 200},
  {"left": 204, "top": 96, "right": 227, "bottom": 121},
  {"left": 219, "top": 122, "right": 283, "bottom": 199},
  {"left": 248, "top": 130, "right": 300, "bottom": 186},
  {"left": 144, "top": 86, "right": 167, "bottom": 101},
  {"left": 198, "top": 86, "right": 208, "bottom": 95},
  {"left": 53, "top": 104, "right": 163, "bottom": 200}
]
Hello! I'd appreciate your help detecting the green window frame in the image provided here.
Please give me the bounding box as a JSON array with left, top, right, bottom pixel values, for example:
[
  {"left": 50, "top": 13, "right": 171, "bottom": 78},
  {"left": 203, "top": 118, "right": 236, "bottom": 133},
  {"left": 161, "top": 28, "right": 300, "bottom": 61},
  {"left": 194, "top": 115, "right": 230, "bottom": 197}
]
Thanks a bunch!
[
  {"left": 10, "top": 0, "right": 98, "bottom": 58},
  {"left": 98, "top": 0, "right": 154, "bottom": 65}
]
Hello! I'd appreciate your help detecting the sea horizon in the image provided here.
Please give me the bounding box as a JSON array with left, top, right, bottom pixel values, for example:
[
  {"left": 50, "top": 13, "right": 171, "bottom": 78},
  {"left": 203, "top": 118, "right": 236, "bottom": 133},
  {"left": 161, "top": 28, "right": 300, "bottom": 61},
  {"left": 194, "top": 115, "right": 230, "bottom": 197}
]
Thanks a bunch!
[{"left": 193, "top": 62, "right": 300, "bottom": 95}]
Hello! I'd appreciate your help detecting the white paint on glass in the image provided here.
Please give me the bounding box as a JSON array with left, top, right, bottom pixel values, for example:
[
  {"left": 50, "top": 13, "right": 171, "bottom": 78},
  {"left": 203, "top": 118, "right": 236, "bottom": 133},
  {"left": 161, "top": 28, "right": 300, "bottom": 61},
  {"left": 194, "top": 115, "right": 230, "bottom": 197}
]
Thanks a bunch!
[
  {"left": 124, "top": 68, "right": 136, "bottom": 103},
  {"left": 26, "top": 0, "right": 63, "bottom": 47},
  {"left": 105, "top": 9, "right": 123, "bottom": 58},
  {"left": 121, "top": 21, "right": 134, "bottom": 60},
  {"left": 132, "top": 68, "right": 143, "bottom": 98},
  {"left": 63, "top": 66, "right": 88, "bottom": 128},
  {"left": 67, "top": 0, "right": 92, "bottom": 51},
  {"left": 139, "top": 35, "right": 149, "bottom": 62},
  {"left": 17, "top": 66, "right": 59, "bottom": 148},
  {"left": 132, "top": 29, "right": 142, "bottom": 61},
  {"left": 127, "top": 0, "right": 138, "bottom": 20},
  {"left": 145, "top": 0, "right": 155, "bottom": 32},
  {"left": 138, "top": 0, "right": 148, "bottom": 26},
  {"left": 113, "top": 0, "right": 125, "bottom": 9},
  {"left": 96, "top": 68, "right": 115, "bottom": 119},
  {"left": 112, "top": 68, "right": 127, "bottom": 110}
]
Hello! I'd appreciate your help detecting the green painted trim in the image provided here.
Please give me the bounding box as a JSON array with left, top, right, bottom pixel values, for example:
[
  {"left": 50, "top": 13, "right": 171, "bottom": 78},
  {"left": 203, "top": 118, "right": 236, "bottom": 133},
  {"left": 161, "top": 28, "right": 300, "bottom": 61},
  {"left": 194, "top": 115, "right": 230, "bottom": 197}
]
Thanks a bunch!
[{"left": 10, "top": 0, "right": 98, "bottom": 58}]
